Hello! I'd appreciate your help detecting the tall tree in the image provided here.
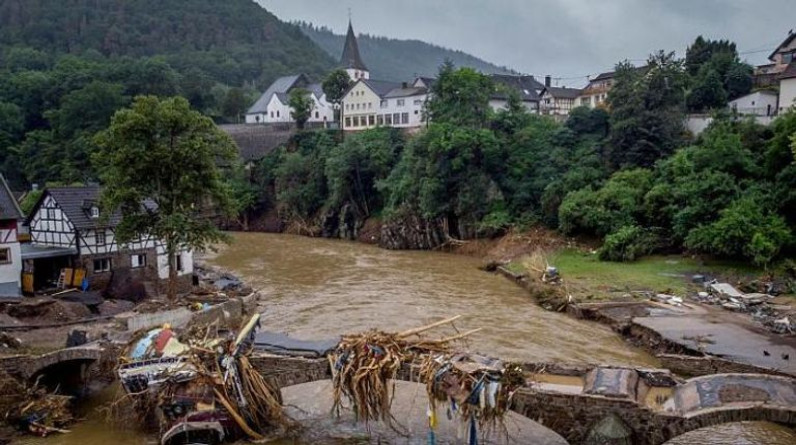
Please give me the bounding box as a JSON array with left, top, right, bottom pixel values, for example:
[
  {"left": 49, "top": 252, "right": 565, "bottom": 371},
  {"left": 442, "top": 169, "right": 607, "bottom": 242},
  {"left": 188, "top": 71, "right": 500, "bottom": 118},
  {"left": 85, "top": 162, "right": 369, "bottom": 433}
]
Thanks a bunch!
[
  {"left": 687, "top": 67, "right": 728, "bottom": 112},
  {"left": 607, "top": 53, "right": 686, "bottom": 168},
  {"left": 288, "top": 88, "right": 313, "bottom": 130},
  {"left": 427, "top": 62, "right": 493, "bottom": 128},
  {"left": 93, "top": 96, "right": 236, "bottom": 299},
  {"left": 322, "top": 69, "right": 352, "bottom": 124}
]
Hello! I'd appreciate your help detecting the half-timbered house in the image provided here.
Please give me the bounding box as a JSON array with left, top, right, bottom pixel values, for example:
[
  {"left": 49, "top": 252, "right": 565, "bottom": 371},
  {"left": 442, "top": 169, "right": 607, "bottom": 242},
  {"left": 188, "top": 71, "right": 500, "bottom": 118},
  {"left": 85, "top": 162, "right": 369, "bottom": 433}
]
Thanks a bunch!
[
  {"left": 24, "top": 186, "right": 193, "bottom": 293},
  {"left": 0, "top": 174, "right": 23, "bottom": 299}
]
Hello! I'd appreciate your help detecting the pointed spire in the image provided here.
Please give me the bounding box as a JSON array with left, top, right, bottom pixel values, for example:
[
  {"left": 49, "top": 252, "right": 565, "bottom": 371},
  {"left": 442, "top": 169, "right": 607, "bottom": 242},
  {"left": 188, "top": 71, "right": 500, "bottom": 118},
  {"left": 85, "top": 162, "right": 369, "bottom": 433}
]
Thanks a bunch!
[{"left": 340, "top": 20, "right": 368, "bottom": 71}]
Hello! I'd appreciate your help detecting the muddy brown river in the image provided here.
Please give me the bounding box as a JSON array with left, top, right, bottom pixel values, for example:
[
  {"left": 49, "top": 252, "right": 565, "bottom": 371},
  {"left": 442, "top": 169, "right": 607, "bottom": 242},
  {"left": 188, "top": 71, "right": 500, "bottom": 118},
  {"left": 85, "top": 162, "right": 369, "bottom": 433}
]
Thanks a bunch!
[{"left": 17, "top": 233, "right": 796, "bottom": 444}]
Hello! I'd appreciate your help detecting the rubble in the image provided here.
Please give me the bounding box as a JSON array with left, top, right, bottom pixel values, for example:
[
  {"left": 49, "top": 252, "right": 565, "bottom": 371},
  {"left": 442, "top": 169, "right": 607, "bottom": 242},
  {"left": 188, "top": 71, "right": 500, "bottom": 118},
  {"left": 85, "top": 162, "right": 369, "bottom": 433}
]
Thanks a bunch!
[
  {"left": 1, "top": 371, "right": 74, "bottom": 437},
  {"left": 115, "top": 314, "right": 292, "bottom": 444}
]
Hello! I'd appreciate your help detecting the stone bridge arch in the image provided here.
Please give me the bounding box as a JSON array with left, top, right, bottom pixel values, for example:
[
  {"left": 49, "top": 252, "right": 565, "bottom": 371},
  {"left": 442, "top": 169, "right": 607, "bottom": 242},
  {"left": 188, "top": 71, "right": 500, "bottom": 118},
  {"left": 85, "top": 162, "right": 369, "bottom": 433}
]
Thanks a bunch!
[
  {"left": 22, "top": 346, "right": 103, "bottom": 381},
  {"left": 249, "top": 355, "right": 796, "bottom": 445}
]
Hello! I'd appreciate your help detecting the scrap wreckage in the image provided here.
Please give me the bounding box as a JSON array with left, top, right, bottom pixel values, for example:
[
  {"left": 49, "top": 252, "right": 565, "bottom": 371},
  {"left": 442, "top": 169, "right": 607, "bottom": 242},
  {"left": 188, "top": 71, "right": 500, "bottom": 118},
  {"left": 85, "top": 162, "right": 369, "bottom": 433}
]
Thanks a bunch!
[{"left": 114, "top": 314, "right": 522, "bottom": 445}]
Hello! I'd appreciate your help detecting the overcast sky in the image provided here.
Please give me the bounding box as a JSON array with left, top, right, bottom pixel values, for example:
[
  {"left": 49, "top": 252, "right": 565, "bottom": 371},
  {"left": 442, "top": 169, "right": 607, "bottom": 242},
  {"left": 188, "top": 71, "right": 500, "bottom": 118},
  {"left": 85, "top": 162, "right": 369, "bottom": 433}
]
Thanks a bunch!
[{"left": 256, "top": 0, "right": 793, "bottom": 87}]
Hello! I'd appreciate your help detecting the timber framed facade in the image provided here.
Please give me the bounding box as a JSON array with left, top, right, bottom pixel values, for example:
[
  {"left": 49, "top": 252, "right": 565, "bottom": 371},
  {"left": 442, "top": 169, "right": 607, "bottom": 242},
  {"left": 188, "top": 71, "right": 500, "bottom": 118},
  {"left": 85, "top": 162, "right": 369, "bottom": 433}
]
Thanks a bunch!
[{"left": 25, "top": 187, "right": 193, "bottom": 293}]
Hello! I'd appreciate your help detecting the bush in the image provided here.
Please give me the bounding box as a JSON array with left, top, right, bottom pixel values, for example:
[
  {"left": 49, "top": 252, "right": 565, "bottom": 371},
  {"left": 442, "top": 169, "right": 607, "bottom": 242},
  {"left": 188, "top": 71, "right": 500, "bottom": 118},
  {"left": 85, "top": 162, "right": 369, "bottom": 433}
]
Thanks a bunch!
[{"left": 598, "top": 225, "right": 659, "bottom": 262}]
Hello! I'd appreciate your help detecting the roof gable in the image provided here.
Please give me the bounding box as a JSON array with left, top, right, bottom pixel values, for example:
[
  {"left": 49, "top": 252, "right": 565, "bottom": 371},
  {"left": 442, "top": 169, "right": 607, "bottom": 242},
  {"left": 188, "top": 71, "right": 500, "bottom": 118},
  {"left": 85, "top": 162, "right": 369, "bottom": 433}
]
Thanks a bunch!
[
  {"left": 0, "top": 174, "right": 23, "bottom": 221},
  {"left": 770, "top": 31, "right": 796, "bottom": 62},
  {"left": 541, "top": 86, "right": 582, "bottom": 99},
  {"left": 247, "top": 74, "right": 309, "bottom": 114}
]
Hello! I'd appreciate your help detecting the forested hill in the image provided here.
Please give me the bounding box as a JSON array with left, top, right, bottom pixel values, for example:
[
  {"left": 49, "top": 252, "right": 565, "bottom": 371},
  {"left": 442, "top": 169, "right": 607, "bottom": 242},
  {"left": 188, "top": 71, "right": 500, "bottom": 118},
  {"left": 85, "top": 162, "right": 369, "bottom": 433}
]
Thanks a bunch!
[
  {"left": 0, "top": 0, "right": 334, "bottom": 88},
  {"left": 298, "top": 23, "right": 516, "bottom": 81},
  {"left": 0, "top": 0, "right": 337, "bottom": 189}
]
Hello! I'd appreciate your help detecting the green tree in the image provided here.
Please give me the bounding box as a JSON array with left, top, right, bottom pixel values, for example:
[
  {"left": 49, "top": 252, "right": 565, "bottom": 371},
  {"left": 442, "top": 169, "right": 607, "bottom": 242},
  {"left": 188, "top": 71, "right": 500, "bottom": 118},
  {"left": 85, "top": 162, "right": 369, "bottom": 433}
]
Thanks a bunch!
[
  {"left": 222, "top": 87, "right": 249, "bottom": 123},
  {"left": 288, "top": 88, "right": 313, "bottom": 130},
  {"left": 687, "top": 66, "right": 728, "bottom": 112},
  {"left": 724, "top": 62, "right": 753, "bottom": 100},
  {"left": 93, "top": 96, "right": 237, "bottom": 299},
  {"left": 322, "top": 69, "right": 352, "bottom": 124},
  {"left": 426, "top": 62, "right": 493, "bottom": 128},
  {"left": 685, "top": 194, "right": 792, "bottom": 267},
  {"left": 685, "top": 36, "right": 737, "bottom": 76},
  {"left": 607, "top": 52, "right": 686, "bottom": 168}
]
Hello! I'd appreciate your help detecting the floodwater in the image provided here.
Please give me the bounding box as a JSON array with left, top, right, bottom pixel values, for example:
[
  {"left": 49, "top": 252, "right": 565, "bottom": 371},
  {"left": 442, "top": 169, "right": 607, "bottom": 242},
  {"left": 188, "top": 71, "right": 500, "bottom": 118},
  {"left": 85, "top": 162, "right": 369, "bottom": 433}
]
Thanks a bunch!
[{"left": 17, "top": 233, "right": 795, "bottom": 444}]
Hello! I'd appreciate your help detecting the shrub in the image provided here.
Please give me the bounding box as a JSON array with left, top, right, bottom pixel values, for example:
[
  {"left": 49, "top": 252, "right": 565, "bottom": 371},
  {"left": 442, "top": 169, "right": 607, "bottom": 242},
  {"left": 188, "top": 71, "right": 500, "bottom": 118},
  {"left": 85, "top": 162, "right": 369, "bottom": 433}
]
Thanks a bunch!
[{"left": 598, "top": 225, "right": 659, "bottom": 262}]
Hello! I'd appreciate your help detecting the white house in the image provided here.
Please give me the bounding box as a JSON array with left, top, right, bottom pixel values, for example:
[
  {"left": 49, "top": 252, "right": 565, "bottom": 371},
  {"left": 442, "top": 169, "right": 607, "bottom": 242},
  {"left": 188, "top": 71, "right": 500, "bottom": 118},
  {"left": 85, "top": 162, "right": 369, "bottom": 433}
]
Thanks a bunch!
[
  {"left": 540, "top": 86, "right": 582, "bottom": 117},
  {"left": 24, "top": 186, "right": 193, "bottom": 293},
  {"left": 779, "top": 63, "right": 796, "bottom": 113},
  {"left": 245, "top": 74, "right": 334, "bottom": 125},
  {"left": 489, "top": 74, "right": 543, "bottom": 113},
  {"left": 341, "top": 78, "right": 429, "bottom": 131},
  {"left": 0, "top": 174, "right": 23, "bottom": 299},
  {"left": 729, "top": 90, "right": 779, "bottom": 116}
]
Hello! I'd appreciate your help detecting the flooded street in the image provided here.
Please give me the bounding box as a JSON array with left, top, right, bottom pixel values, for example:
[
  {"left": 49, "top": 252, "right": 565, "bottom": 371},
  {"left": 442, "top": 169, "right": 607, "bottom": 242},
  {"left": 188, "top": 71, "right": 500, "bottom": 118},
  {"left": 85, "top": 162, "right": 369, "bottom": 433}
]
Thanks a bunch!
[{"left": 17, "top": 233, "right": 795, "bottom": 444}]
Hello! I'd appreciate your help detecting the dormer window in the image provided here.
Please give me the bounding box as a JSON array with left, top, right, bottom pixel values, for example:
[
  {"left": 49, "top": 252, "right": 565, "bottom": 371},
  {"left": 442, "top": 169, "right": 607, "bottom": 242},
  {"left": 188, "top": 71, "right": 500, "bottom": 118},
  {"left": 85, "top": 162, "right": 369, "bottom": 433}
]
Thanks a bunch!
[{"left": 90, "top": 206, "right": 100, "bottom": 219}]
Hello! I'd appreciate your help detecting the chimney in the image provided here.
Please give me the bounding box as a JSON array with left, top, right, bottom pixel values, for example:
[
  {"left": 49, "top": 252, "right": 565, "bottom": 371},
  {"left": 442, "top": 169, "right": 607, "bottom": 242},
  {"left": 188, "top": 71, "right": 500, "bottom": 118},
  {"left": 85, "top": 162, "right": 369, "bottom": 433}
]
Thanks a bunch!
[
  {"left": 545, "top": 75, "right": 551, "bottom": 87},
  {"left": 402, "top": 82, "right": 408, "bottom": 89}
]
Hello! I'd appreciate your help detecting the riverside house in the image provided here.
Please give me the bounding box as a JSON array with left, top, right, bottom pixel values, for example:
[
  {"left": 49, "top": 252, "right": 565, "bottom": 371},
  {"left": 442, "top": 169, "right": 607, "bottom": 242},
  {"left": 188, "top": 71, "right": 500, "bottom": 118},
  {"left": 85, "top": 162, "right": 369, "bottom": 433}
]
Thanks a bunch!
[
  {"left": 0, "top": 174, "right": 23, "bottom": 300},
  {"left": 23, "top": 186, "right": 193, "bottom": 294}
]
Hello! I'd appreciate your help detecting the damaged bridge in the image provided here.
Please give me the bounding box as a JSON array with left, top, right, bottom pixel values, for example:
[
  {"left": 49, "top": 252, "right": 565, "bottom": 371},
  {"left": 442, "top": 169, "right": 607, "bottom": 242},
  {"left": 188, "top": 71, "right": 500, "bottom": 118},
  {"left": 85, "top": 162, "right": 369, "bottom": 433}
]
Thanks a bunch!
[{"left": 249, "top": 353, "right": 796, "bottom": 445}]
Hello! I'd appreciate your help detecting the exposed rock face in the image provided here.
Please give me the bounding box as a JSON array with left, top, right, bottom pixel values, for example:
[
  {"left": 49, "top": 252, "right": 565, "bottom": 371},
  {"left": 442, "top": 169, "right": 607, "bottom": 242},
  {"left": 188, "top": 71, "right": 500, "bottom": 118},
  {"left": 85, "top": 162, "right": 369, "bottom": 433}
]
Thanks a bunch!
[
  {"left": 321, "top": 203, "right": 361, "bottom": 240},
  {"left": 379, "top": 213, "right": 447, "bottom": 250}
]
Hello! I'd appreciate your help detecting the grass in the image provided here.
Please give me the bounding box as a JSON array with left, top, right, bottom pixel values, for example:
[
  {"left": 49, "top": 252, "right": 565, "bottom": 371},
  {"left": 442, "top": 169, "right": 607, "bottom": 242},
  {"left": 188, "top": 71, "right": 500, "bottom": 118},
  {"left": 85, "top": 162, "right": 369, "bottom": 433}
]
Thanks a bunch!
[{"left": 507, "top": 248, "right": 765, "bottom": 301}]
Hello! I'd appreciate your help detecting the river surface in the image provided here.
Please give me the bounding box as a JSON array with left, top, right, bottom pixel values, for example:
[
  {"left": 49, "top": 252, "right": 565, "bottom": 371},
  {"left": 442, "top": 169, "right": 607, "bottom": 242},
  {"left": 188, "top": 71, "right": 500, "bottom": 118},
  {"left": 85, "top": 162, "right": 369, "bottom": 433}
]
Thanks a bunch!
[{"left": 17, "top": 233, "right": 795, "bottom": 444}]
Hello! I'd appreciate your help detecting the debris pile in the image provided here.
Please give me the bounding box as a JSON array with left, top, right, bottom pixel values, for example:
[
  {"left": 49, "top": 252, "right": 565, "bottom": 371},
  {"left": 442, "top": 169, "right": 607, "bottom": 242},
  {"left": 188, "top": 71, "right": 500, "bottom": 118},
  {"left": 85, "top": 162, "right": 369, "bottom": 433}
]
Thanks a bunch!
[
  {"left": 115, "top": 314, "right": 291, "bottom": 444},
  {"left": 689, "top": 280, "right": 795, "bottom": 334},
  {"left": 329, "top": 315, "right": 480, "bottom": 425},
  {"left": 1, "top": 372, "right": 74, "bottom": 437},
  {"left": 419, "top": 354, "right": 525, "bottom": 443}
]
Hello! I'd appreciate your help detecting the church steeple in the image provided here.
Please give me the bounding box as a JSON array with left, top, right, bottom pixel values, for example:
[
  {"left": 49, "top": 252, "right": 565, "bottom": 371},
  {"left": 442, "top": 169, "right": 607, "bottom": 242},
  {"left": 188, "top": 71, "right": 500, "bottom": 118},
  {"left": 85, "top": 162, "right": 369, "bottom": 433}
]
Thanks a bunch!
[{"left": 340, "top": 20, "right": 369, "bottom": 80}]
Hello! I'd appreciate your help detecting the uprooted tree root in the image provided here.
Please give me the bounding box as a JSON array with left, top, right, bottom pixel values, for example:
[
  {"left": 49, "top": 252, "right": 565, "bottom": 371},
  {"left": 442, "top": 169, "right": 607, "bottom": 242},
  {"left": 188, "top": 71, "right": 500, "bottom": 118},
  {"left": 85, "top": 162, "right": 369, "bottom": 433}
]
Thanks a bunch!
[{"left": 328, "top": 316, "right": 481, "bottom": 428}]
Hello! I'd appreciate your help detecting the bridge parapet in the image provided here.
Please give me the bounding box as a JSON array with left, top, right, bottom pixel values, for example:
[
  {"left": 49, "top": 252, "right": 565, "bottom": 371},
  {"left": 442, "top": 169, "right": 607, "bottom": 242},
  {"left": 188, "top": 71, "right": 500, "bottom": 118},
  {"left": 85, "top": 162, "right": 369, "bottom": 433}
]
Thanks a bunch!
[{"left": 250, "top": 353, "right": 796, "bottom": 445}]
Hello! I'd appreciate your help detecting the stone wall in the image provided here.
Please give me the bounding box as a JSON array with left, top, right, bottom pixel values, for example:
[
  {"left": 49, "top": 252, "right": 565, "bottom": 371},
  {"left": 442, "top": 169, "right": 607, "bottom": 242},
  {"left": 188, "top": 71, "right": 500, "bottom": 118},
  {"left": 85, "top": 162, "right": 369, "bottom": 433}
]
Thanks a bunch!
[{"left": 657, "top": 354, "right": 794, "bottom": 379}]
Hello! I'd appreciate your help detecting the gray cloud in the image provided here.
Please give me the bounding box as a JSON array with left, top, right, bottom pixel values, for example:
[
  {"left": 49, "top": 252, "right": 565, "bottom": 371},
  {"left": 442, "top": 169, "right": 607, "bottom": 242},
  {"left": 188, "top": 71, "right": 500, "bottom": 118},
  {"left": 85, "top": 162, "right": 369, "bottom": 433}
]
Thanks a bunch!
[{"left": 257, "top": 0, "right": 793, "bottom": 87}]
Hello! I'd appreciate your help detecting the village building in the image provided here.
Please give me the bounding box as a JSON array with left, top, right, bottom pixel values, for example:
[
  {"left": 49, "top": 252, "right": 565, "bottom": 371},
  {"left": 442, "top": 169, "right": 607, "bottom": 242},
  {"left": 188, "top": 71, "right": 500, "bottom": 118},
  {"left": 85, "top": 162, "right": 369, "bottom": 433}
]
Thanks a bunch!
[
  {"left": 0, "top": 174, "right": 23, "bottom": 300},
  {"left": 341, "top": 77, "right": 430, "bottom": 131},
  {"left": 245, "top": 74, "right": 334, "bottom": 125},
  {"left": 540, "top": 86, "right": 582, "bottom": 117},
  {"left": 577, "top": 71, "right": 614, "bottom": 109},
  {"left": 779, "top": 62, "right": 796, "bottom": 113},
  {"left": 729, "top": 90, "right": 779, "bottom": 116},
  {"left": 754, "top": 29, "right": 796, "bottom": 88},
  {"left": 489, "top": 74, "right": 544, "bottom": 113},
  {"left": 22, "top": 186, "right": 193, "bottom": 294}
]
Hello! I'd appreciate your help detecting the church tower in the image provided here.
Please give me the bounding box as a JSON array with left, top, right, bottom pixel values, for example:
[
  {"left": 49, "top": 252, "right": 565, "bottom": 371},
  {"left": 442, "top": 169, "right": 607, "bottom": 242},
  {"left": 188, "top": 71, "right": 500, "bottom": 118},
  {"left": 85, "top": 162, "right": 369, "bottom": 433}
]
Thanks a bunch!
[{"left": 340, "top": 20, "right": 369, "bottom": 81}]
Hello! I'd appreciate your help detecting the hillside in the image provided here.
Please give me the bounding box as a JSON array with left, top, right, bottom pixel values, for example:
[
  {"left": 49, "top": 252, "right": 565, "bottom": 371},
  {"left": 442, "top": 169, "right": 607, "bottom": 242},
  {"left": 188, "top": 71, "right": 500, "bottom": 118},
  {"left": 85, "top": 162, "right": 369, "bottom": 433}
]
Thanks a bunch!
[
  {"left": 298, "top": 23, "right": 516, "bottom": 82},
  {"left": 0, "top": 0, "right": 337, "bottom": 189},
  {"left": 0, "top": 0, "right": 335, "bottom": 88}
]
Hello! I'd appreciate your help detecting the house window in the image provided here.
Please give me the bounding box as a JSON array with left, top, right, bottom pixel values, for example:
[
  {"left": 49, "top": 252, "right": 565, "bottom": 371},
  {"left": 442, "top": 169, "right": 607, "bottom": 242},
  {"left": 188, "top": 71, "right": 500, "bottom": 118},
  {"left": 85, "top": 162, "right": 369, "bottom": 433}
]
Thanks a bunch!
[
  {"left": 380, "top": 100, "right": 388, "bottom": 108},
  {"left": 414, "top": 99, "right": 422, "bottom": 105},
  {"left": 90, "top": 206, "right": 100, "bottom": 219},
  {"left": 0, "top": 247, "right": 10, "bottom": 265},
  {"left": 368, "top": 115, "right": 375, "bottom": 126},
  {"left": 345, "top": 117, "right": 351, "bottom": 127},
  {"left": 402, "top": 113, "right": 409, "bottom": 124},
  {"left": 414, "top": 110, "right": 419, "bottom": 114},
  {"left": 277, "top": 110, "right": 280, "bottom": 118},
  {"left": 315, "top": 111, "right": 319, "bottom": 119},
  {"left": 47, "top": 208, "right": 56, "bottom": 219},
  {"left": 175, "top": 254, "right": 184, "bottom": 272},
  {"left": 131, "top": 254, "right": 147, "bottom": 268},
  {"left": 397, "top": 99, "right": 405, "bottom": 107},
  {"left": 95, "top": 230, "right": 106, "bottom": 246},
  {"left": 393, "top": 113, "right": 400, "bottom": 123},
  {"left": 270, "top": 111, "right": 274, "bottom": 118},
  {"left": 385, "top": 114, "right": 393, "bottom": 125},
  {"left": 377, "top": 115, "right": 384, "bottom": 125},
  {"left": 93, "top": 258, "right": 111, "bottom": 273},
  {"left": 784, "top": 52, "right": 794, "bottom": 64},
  {"left": 368, "top": 103, "right": 372, "bottom": 109}
]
